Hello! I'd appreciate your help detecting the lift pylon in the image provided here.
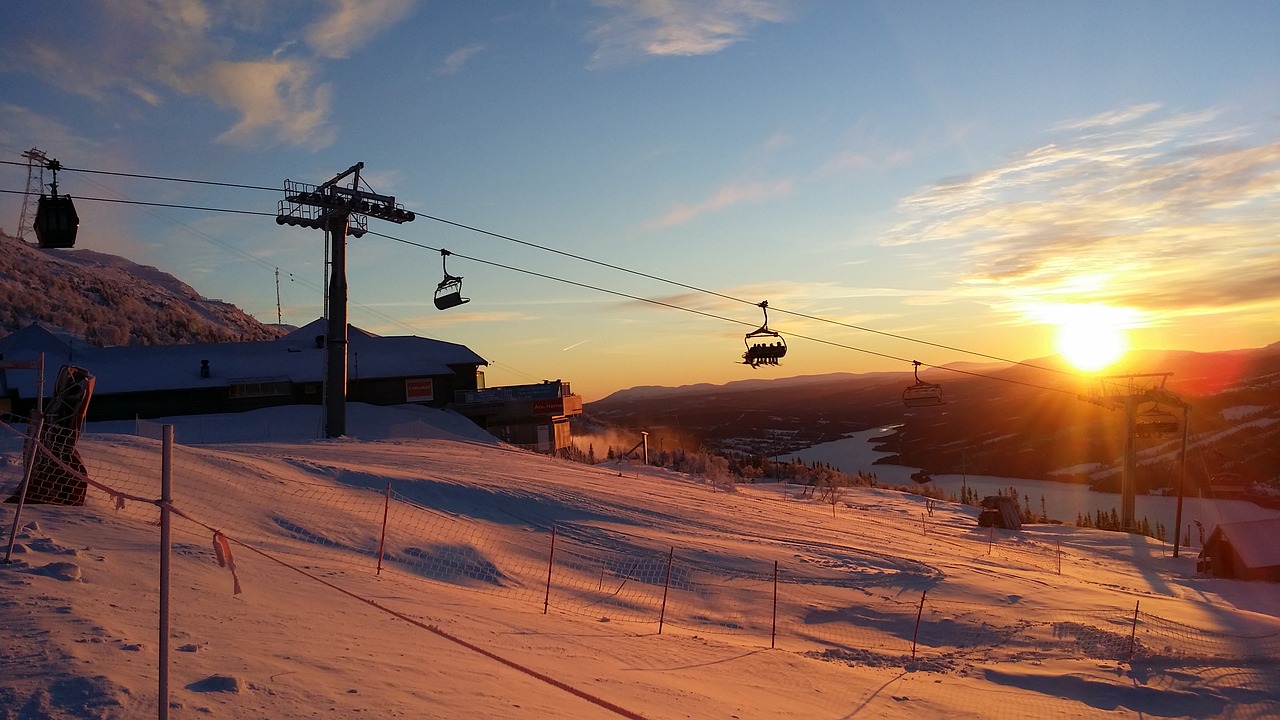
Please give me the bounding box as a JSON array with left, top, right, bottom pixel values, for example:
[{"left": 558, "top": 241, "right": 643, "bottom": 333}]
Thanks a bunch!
[
  {"left": 277, "top": 163, "right": 415, "bottom": 438},
  {"left": 1080, "top": 373, "right": 1190, "bottom": 535}
]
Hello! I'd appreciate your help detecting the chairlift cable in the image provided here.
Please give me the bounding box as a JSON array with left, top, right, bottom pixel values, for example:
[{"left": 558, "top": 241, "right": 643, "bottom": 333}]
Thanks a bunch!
[
  {"left": 1, "top": 161, "right": 1092, "bottom": 381},
  {"left": 1, "top": 161, "right": 1101, "bottom": 391},
  {"left": 368, "top": 231, "right": 1081, "bottom": 397}
]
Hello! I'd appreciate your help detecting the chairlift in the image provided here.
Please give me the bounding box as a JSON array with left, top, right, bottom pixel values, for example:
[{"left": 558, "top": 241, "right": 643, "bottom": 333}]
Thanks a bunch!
[
  {"left": 902, "top": 360, "right": 944, "bottom": 407},
  {"left": 742, "top": 301, "right": 786, "bottom": 368},
  {"left": 433, "top": 249, "right": 470, "bottom": 310},
  {"left": 34, "top": 159, "right": 79, "bottom": 249},
  {"left": 1134, "top": 405, "right": 1179, "bottom": 438}
]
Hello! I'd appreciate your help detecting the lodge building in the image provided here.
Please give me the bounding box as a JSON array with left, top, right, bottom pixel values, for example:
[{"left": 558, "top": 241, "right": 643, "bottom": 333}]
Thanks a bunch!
[{"left": 0, "top": 319, "right": 581, "bottom": 451}]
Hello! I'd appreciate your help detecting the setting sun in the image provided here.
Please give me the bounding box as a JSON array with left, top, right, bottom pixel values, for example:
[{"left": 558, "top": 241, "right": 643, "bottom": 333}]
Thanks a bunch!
[{"left": 1050, "top": 304, "right": 1132, "bottom": 372}]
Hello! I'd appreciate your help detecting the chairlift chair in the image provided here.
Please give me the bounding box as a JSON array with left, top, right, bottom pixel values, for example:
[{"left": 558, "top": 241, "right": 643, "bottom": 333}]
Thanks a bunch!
[
  {"left": 902, "top": 360, "right": 944, "bottom": 407},
  {"left": 742, "top": 301, "right": 786, "bottom": 368},
  {"left": 433, "top": 249, "right": 470, "bottom": 310},
  {"left": 1134, "top": 406, "right": 1179, "bottom": 438},
  {"left": 34, "top": 159, "right": 79, "bottom": 249}
]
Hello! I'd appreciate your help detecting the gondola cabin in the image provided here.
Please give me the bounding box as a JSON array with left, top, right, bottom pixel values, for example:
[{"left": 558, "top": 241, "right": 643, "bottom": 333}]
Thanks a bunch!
[
  {"left": 34, "top": 159, "right": 79, "bottom": 249},
  {"left": 34, "top": 195, "right": 80, "bottom": 248}
]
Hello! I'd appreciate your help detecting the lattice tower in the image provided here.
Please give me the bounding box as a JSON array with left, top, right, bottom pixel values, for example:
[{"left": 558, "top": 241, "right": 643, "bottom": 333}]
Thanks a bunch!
[{"left": 17, "top": 147, "right": 49, "bottom": 240}]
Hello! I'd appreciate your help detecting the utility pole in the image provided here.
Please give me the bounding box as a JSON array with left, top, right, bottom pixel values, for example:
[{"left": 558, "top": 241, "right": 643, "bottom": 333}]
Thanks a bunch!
[
  {"left": 276, "top": 163, "right": 415, "bottom": 437},
  {"left": 1080, "top": 373, "right": 1189, "bottom": 533}
]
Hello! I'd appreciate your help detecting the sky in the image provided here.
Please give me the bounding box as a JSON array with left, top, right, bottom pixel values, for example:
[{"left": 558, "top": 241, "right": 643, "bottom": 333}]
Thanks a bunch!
[
  {"left": 2, "top": 403, "right": 1278, "bottom": 718},
  {"left": 2, "top": 1, "right": 1279, "bottom": 401}
]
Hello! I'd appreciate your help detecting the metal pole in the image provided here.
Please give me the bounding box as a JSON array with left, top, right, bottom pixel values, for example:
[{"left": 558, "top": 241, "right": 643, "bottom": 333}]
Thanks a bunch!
[
  {"left": 376, "top": 482, "right": 391, "bottom": 575},
  {"left": 4, "top": 412, "right": 44, "bottom": 563},
  {"left": 771, "top": 560, "right": 778, "bottom": 649},
  {"left": 1127, "top": 600, "right": 1140, "bottom": 662},
  {"left": 911, "top": 590, "right": 927, "bottom": 660},
  {"left": 1121, "top": 399, "right": 1137, "bottom": 531},
  {"left": 658, "top": 547, "right": 674, "bottom": 635},
  {"left": 159, "top": 425, "right": 173, "bottom": 720},
  {"left": 324, "top": 211, "right": 350, "bottom": 438},
  {"left": 543, "top": 526, "right": 556, "bottom": 615},
  {"left": 1173, "top": 406, "right": 1190, "bottom": 558}
]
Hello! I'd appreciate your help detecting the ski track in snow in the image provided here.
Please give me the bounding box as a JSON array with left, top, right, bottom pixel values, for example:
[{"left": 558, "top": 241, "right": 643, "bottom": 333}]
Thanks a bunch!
[{"left": 1, "top": 404, "right": 1278, "bottom": 719}]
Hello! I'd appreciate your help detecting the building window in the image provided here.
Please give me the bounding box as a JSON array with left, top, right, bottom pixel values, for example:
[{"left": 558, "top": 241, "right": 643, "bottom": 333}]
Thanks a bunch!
[{"left": 229, "top": 380, "right": 292, "bottom": 399}]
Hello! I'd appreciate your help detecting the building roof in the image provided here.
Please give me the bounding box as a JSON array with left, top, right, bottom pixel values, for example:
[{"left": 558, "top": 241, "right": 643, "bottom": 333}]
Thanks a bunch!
[
  {"left": 0, "top": 319, "right": 486, "bottom": 398},
  {"left": 1206, "top": 517, "right": 1280, "bottom": 570}
]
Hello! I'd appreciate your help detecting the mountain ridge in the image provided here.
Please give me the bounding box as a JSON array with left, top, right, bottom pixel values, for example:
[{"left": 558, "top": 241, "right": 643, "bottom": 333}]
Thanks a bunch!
[{"left": 0, "top": 232, "right": 284, "bottom": 346}]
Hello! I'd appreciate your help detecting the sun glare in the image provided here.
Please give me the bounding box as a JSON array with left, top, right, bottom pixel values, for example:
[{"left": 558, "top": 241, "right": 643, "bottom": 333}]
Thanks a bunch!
[{"left": 1050, "top": 304, "right": 1131, "bottom": 372}]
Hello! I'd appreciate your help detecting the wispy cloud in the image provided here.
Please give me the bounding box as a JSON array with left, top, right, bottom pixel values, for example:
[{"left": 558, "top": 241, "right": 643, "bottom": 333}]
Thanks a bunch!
[
  {"left": 305, "top": 0, "right": 415, "bottom": 59},
  {"left": 646, "top": 179, "right": 793, "bottom": 229},
  {"left": 201, "top": 60, "right": 335, "bottom": 147},
  {"left": 883, "top": 104, "right": 1280, "bottom": 325},
  {"left": 436, "top": 45, "right": 485, "bottom": 76},
  {"left": 6, "top": 0, "right": 414, "bottom": 149},
  {"left": 587, "top": 0, "right": 792, "bottom": 68}
]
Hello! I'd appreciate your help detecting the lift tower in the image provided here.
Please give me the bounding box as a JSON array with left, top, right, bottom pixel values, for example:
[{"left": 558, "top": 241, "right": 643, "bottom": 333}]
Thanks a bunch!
[
  {"left": 1080, "top": 373, "right": 1189, "bottom": 535},
  {"left": 17, "top": 148, "right": 49, "bottom": 240},
  {"left": 276, "top": 163, "right": 415, "bottom": 438}
]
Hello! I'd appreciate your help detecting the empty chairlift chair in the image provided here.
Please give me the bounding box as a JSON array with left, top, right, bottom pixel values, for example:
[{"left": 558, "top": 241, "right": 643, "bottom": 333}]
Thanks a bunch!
[
  {"left": 433, "top": 249, "right": 470, "bottom": 310},
  {"left": 902, "top": 360, "right": 944, "bottom": 407},
  {"left": 742, "top": 301, "right": 787, "bottom": 368},
  {"left": 34, "top": 159, "right": 79, "bottom": 249}
]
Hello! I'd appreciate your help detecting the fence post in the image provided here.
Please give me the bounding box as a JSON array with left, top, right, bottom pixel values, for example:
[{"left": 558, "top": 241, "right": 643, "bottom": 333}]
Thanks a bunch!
[
  {"left": 543, "top": 526, "right": 557, "bottom": 615},
  {"left": 4, "top": 411, "right": 44, "bottom": 564},
  {"left": 658, "top": 547, "right": 674, "bottom": 635},
  {"left": 375, "top": 482, "right": 391, "bottom": 576},
  {"left": 159, "top": 425, "right": 173, "bottom": 720},
  {"left": 1127, "top": 600, "right": 1140, "bottom": 662},
  {"left": 771, "top": 560, "right": 778, "bottom": 649},
  {"left": 1056, "top": 540, "right": 1062, "bottom": 575},
  {"left": 987, "top": 524, "right": 994, "bottom": 555},
  {"left": 911, "top": 590, "right": 927, "bottom": 660}
]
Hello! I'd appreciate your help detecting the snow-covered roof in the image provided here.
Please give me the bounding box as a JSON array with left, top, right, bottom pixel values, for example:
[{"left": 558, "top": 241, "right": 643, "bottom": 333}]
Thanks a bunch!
[
  {"left": 0, "top": 319, "right": 486, "bottom": 397},
  {"left": 1210, "top": 517, "right": 1280, "bottom": 570}
]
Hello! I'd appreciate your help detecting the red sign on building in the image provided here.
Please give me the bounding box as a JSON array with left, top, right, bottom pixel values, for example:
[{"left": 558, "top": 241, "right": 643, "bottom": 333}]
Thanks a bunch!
[{"left": 406, "top": 378, "right": 434, "bottom": 402}]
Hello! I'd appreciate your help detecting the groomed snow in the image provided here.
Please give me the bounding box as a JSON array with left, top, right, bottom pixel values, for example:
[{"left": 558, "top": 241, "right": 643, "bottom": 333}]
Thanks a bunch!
[{"left": 2, "top": 404, "right": 1277, "bottom": 719}]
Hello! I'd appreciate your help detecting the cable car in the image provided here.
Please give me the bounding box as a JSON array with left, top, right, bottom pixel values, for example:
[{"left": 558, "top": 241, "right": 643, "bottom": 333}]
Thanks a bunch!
[
  {"left": 1134, "top": 406, "right": 1179, "bottom": 438},
  {"left": 903, "top": 360, "right": 944, "bottom": 407},
  {"left": 34, "top": 159, "right": 79, "bottom": 249},
  {"left": 742, "top": 301, "right": 786, "bottom": 368},
  {"left": 433, "top": 249, "right": 470, "bottom": 310}
]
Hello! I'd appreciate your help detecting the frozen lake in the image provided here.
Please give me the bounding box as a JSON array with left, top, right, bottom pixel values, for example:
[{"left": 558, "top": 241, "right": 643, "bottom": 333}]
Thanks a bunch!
[{"left": 781, "top": 426, "right": 1280, "bottom": 545}]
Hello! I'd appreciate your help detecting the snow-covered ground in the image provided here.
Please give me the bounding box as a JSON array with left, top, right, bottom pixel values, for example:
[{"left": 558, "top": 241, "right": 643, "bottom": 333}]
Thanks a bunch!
[{"left": 2, "top": 404, "right": 1278, "bottom": 719}]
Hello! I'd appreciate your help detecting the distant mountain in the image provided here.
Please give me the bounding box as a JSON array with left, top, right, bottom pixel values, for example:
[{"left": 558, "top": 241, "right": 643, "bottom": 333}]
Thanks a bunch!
[
  {"left": 586, "top": 346, "right": 1280, "bottom": 493},
  {"left": 0, "top": 232, "right": 284, "bottom": 346}
]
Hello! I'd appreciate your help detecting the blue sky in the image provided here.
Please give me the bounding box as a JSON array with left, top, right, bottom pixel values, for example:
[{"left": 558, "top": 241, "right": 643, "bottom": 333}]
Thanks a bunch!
[{"left": 2, "top": 1, "right": 1278, "bottom": 400}]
